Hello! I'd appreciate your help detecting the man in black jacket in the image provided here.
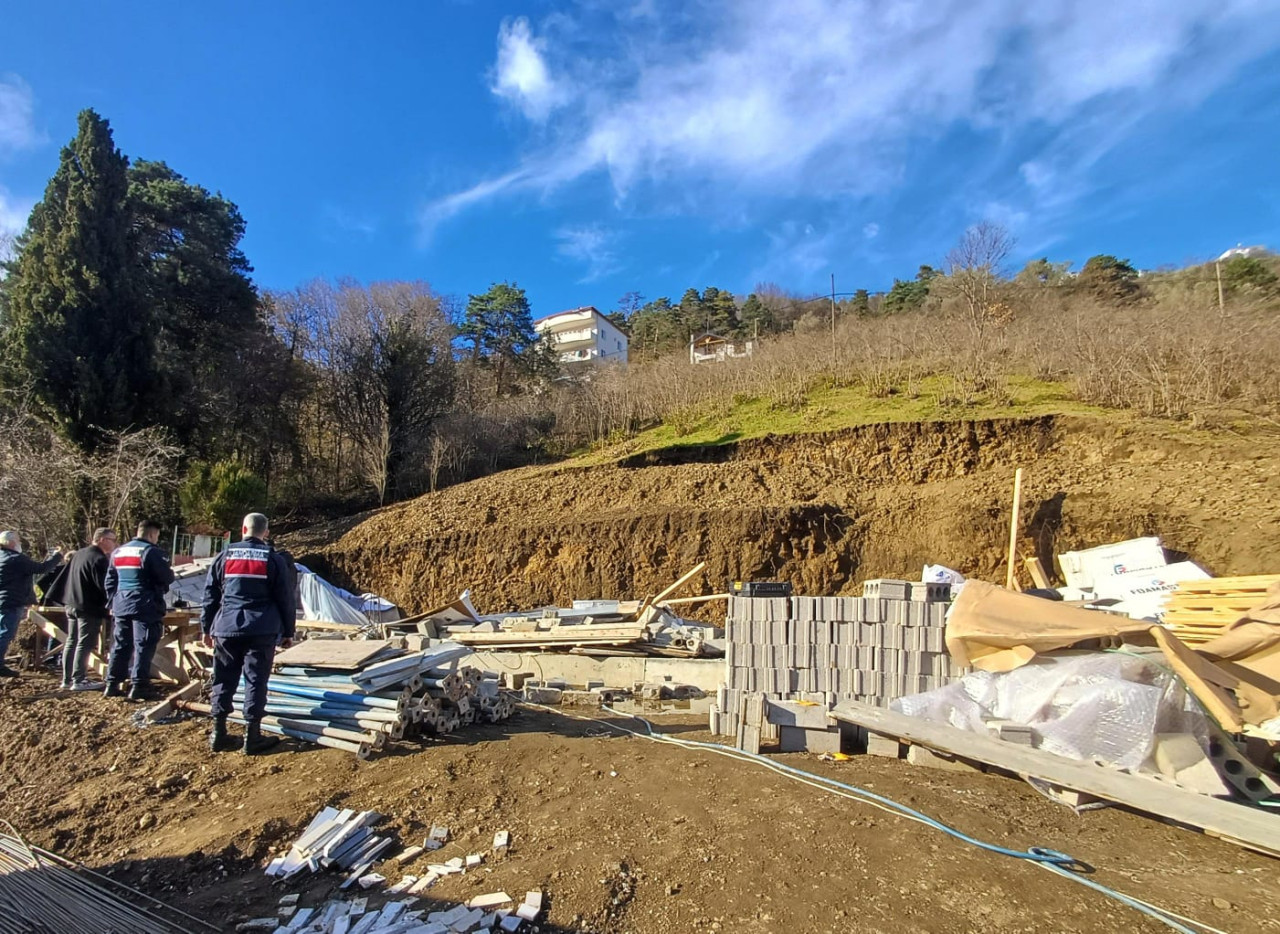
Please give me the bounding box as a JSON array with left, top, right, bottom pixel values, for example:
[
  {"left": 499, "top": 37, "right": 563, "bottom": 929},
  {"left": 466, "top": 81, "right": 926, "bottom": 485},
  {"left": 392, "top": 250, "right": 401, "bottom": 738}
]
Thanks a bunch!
[
  {"left": 202, "top": 513, "right": 296, "bottom": 754},
  {"left": 61, "top": 528, "right": 118, "bottom": 691},
  {"left": 0, "top": 531, "right": 65, "bottom": 677}
]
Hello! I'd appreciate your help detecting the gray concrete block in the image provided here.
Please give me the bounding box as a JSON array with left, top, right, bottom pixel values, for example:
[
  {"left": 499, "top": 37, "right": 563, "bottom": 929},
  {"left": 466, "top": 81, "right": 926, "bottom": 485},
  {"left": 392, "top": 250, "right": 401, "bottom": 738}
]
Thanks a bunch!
[
  {"left": 865, "top": 732, "right": 903, "bottom": 758},
  {"left": 906, "top": 744, "right": 982, "bottom": 772},
  {"left": 766, "top": 699, "right": 831, "bottom": 729},
  {"left": 779, "top": 725, "right": 843, "bottom": 754},
  {"left": 863, "top": 579, "right": 911, "bottom": 600}
]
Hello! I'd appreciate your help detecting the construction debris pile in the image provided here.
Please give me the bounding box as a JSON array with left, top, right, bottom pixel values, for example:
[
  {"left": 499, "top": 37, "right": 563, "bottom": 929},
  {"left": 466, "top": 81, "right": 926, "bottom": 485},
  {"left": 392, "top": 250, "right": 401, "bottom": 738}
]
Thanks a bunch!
[
  {"left": 417, "top": 564, "right": 725, "bottom": 659},
  {"left": 249, "top": 808, "right": 541, "bottom": 933},
  {"left": 710, "top": 582, "right": 957, "bottom": 745},
  {"left": 174, "top": 639, "right": 518, "bottom": 759}
]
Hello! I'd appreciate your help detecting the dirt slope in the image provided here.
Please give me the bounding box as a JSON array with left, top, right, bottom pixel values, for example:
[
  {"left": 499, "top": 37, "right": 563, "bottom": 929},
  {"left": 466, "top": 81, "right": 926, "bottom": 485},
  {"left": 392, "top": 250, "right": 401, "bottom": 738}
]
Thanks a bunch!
[
  {"left": 291, "top": 415, "right": 1280, "bottom": 614},
  {"left": 1, "top": 674, "right": 1275, "bottom": 934}
]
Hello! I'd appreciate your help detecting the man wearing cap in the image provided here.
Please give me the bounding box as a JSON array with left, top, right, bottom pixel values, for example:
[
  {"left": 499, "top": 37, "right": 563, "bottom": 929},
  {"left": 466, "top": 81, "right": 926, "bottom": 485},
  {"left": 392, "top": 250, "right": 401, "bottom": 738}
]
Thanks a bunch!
[
  {"left": 201, "top": 513, "right": 296, "bottom": 754},
  {"left": 104, "top": 520, "right": 175, "bottom": 700}
]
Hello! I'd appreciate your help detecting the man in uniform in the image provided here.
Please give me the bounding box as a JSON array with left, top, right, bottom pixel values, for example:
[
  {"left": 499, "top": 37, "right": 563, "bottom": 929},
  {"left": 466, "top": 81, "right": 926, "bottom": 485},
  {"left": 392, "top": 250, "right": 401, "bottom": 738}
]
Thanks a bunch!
[
  {"left": 201, "top": 513, "right": 296, "bottom": 754},
  {"left": 62, "top": 527, "right": 118, "bottom": 690},
  {"left": 104, "top": 520, "right": 175, "bottom": 700},
  {"left": 0, "top": 531, "right": 65, "bottom": 677}
]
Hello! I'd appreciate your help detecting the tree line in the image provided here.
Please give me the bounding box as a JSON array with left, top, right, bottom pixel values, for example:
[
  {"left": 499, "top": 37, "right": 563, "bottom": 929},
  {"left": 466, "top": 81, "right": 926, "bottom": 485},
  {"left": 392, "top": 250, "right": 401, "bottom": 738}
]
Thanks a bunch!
[{"left": 1, "top": 109, "right": 1277, "bottom": 547}]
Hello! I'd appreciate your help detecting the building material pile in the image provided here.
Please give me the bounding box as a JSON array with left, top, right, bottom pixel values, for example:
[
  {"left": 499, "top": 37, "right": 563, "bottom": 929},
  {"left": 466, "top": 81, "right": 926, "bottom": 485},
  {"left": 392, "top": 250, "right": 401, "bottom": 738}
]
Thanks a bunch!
[
  {"left": 175, "top": 639, "right": 518, "bottom": 759},
  {"left": 266, "top": 808, "right": 392, "bottom": 883},
  {"left": 711, "top": 584, "right": 957, "bottom": 740},
  {"left": 0, "top": 825, "right": 205, "bottom": 934},
  {"left": 1161, "top": 575, "right": 1280, "bottom": 644},
  {"left": 418, "top": 563, "right": 725, "bottom": 659}
]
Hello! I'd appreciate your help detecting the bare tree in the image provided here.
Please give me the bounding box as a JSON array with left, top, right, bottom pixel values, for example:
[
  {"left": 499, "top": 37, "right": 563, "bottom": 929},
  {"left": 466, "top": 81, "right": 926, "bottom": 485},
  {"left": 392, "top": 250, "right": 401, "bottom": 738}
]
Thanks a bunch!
[
  {"left": 316, "top": 281, "right": 456, "bottom": 504},
  {"left": 942, "top": 221, "right": 1015, "bottom": 339}
]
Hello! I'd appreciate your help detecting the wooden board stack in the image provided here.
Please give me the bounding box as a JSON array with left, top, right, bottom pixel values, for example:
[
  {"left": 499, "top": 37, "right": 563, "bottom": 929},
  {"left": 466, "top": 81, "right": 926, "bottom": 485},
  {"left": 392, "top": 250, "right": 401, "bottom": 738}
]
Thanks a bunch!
[{"left": 1161, "top": 575, "right": 1280, "bottom": 644}]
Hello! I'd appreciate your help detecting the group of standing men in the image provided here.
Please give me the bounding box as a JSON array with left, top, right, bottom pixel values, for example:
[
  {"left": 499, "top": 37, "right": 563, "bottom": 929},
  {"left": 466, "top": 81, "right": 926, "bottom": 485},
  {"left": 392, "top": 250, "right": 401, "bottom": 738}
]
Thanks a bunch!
[{"left": 0, "top": 512, "right": 297, "bottom": 755}]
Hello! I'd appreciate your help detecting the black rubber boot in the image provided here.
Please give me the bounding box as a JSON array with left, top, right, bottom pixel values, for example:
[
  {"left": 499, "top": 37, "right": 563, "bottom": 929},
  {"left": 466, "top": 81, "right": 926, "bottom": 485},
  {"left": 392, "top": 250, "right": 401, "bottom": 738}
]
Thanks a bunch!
[
  {"left": 103, "top": 681, "right": 125, "bottom": 698},
  {"left": 209, "top": 716, "right": 238, "bottom": 753},
  {"left": 243, "top": 721, "right": 279, "bottom": 756},
  {"left": 127, "top": 681, "right": 151, "bottom": 702}
]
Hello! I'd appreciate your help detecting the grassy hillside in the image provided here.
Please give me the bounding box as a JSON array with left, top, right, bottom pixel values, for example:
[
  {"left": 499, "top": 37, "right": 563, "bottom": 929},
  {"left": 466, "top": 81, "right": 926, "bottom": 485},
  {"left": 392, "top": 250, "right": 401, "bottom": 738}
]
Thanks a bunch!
[{"left": 577, "top": 374, "right": 1111, "bottom": 463}]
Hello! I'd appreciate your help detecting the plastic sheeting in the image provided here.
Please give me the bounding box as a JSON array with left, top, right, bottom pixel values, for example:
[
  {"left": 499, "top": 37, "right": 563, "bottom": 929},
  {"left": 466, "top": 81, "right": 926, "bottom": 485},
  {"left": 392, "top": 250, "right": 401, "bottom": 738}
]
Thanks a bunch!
[
  {"left": 296, "top": 567, "right": 372, "bottom": 629},
  {"left": 892, "top": 652, "right": 1213, "bottom": 775}
]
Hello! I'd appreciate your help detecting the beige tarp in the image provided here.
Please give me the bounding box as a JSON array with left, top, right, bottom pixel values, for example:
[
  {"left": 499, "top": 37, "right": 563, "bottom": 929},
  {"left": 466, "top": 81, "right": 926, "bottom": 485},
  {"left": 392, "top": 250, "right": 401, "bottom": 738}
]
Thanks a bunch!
[
  {"left": 1199, "top": 581, "right": 1280, "bottom": 685},
  {"left": 945, "top": 579, "right": 1153, "bottom": 672}
]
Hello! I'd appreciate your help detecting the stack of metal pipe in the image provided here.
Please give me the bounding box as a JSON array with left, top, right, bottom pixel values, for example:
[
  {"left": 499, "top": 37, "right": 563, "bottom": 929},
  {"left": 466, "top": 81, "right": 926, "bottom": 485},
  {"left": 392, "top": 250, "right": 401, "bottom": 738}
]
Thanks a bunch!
[{"left": 184, "top": 641, "right": 520, "bottom": 758}]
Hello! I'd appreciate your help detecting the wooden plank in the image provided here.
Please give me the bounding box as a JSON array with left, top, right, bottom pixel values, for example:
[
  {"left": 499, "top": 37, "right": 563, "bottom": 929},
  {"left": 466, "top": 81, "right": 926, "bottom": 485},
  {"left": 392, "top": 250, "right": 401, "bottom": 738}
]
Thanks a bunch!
[
  {"left": 142, "top": 681, "right": 202, "bottom": 723},
  {"left": 652, "top": 562, "right": 708, "bottom": 606},
  {"left": 296, "top": 619, "right": 367, "bottom": 632},
  {"left": 1005, "top": 468, "right": 1023, "bottom": 591},
  {"left": 451, "top": 625, "right": 645, "bottom": 646},
  {"left": 275, "top": 639, "right": 402, "bottom": 670},
  {"left": 658, "top": 593, "right": 730, "bottom": 607},
  {"left": 1173, "top": 575, "right": 1280, "bottom": 593},
  {"left": 830, "top": 700, "right": 1280, "bottom": 858},
  {"left": 1024, "top": 557, "right": 1051, "bottom": 590},
  {"left": 1150, "top": 627, "right": 1245, "bottom": 732}
]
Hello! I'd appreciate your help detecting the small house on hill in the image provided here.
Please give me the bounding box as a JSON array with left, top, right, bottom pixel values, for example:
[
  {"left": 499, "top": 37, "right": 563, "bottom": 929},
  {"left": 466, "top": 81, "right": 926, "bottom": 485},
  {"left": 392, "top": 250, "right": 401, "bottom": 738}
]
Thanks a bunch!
[{"left": 689, "top": 332, "right": 754, "bottom": 364}]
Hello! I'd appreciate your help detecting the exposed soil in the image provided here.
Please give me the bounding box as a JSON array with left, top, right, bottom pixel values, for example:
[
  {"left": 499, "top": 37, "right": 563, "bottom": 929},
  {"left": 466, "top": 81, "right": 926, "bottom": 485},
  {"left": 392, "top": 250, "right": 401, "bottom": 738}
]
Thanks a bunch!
[
  {"left": 1, "top": 671, "right": 1277, "bottom": 934},
  {"left": 289, "top": 415, "right": 1280, "bottom": 615}
]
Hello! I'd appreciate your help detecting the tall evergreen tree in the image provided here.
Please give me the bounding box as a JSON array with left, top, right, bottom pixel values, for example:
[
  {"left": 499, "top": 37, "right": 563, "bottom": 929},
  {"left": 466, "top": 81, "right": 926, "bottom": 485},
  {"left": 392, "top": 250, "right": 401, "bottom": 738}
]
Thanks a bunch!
[
  {"left": 0, "top": 110, "right": 154, "bottom": 448},
  {"left": 129, "top": 159, "right": 260, "bottom": 449},
  {"left": 460, "top": 282, "right": 552, "bottom": 395}
]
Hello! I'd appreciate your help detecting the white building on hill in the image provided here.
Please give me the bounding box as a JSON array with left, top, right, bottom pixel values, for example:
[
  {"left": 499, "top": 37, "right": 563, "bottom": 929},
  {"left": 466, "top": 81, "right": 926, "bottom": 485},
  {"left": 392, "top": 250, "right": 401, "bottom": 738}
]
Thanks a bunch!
[{"left": 534, "top": 306, "right": 629, "bottom": 366}]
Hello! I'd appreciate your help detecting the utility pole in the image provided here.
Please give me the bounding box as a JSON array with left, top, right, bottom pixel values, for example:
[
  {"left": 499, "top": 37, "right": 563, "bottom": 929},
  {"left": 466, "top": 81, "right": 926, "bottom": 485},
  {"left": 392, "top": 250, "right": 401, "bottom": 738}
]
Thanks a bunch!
[
  {"left": 830, "top": 273, "right": 837, "bottom": 366},
  {"left": 1216, "top": 260, "right": 1225, "bottom": 318}
]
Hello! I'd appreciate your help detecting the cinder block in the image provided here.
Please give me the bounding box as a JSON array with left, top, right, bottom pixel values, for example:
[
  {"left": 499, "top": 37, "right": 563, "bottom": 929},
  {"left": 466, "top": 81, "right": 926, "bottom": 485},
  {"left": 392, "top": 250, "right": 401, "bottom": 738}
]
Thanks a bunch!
[
  {"left": 909, "top": 581, "right": 951, "bottom": 603},
  {"left": 766, "top": 699, "right": 831, "bottom": 729},
  {"left": 779, "top": 725, "right": 842, "bottom": 754},
  {"left": 906, "top": 744, "right": 982, "bottom": 772},
  {"left": 865, "top": 732, "right": 903, "bottom": 758},
  {"left": 863, "top": 579, "right": 911, "bottom": 600}
]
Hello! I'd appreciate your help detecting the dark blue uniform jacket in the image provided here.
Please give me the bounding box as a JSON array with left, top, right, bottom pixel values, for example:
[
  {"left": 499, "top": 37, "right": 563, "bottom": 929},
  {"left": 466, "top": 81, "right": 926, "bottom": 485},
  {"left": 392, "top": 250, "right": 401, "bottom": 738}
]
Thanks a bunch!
[
  {"left": 200, "top": 537, "right": 297, "bottom": 640},
  {"left": 104, "top": 538, "right": 175, "bottom": 622}
]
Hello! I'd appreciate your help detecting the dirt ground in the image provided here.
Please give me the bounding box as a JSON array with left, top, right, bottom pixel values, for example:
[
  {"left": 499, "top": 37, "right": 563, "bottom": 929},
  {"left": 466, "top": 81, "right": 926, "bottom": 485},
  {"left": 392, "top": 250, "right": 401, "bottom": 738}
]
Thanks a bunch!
[
  {"left": 288, "top": 415, "right": 1280, "bottom": 617},
  {"left": 1, "top": 670, "right": 1276, "bottom": 934}
]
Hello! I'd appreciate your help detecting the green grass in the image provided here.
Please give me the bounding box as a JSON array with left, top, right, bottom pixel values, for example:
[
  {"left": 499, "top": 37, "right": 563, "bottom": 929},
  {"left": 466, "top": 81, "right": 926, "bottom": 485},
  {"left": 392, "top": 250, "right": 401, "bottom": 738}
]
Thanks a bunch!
[{"left": 575, "top": 375, "right": 1113, "bottom": 464}]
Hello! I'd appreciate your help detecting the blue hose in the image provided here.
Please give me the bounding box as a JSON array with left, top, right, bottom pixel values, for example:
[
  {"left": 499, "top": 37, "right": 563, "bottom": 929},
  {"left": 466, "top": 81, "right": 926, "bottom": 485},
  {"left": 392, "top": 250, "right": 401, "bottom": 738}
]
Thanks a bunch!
[{"left": 598, "top": 705, "right": 1203, "bottom": 934}]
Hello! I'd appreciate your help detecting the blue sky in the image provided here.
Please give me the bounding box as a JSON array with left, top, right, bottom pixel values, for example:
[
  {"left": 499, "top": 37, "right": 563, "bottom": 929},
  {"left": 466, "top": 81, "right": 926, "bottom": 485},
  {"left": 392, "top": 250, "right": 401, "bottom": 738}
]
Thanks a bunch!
[{"left": 3, "top": 1, "right": 1280, "bottom": 316}]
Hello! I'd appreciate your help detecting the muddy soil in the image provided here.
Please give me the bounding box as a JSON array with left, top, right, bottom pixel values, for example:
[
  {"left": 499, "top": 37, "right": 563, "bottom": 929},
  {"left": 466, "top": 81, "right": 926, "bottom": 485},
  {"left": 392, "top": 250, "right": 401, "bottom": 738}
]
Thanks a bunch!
[
  {"left": 289, "top": 415, "right": 1280, "bottom": 615},
  {"left": 1, "top": 672, "right": 1276, "bottom": 934}
]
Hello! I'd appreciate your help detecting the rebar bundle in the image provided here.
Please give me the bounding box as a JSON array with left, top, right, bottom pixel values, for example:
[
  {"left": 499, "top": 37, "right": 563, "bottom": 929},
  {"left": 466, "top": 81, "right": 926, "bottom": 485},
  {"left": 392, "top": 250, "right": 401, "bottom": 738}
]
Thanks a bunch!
[{"left": 0, "top": 823, "right": 210, "bottom": 934}]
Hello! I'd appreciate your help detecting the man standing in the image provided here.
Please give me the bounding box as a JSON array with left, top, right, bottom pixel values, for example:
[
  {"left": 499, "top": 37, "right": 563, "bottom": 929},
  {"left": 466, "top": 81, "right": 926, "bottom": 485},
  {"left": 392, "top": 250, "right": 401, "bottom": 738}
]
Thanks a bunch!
[
  {"left": 104, "top": 520, "right": 175, "bottom": 701},
  {"left": 61, "top": 528, "right": 118, "bottom": 691},
  {"left": 0, "top": 531, "right": 65, "bottom": 678},
  {"left": 202, "top": 513, "right": 296, "bottom": 755}
]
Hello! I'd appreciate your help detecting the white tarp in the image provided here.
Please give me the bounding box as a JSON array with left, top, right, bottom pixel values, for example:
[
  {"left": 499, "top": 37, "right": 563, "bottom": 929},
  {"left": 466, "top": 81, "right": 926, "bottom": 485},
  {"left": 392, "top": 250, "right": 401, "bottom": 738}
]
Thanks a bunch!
[{"left": 296, "top": 565, "right": 372, "bottom": 628}]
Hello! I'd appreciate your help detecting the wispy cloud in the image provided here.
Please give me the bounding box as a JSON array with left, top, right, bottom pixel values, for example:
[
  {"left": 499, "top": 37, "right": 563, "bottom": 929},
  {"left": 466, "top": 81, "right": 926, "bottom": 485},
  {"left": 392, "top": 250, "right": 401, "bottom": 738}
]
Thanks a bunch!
[
  {"left": 427, "top": 0, "right": 1280, "bottom": 257},
  {"left": 555, "top": 223, "right": 622, "bottom": 282},
  {"left": 322, "top": 204, "right": 377, "bottom": 240},
  {"left": 862, "top": 223, "right": 880, "bottom": 240},
  {"left": 0, "top": 74, "right": 42, "bottom": 153},
  {"left": 490, "top": 17, "right": 569, "bottom": 122},
  {"left": 0, "top": 185, "right": 35, "bottom": 237}
]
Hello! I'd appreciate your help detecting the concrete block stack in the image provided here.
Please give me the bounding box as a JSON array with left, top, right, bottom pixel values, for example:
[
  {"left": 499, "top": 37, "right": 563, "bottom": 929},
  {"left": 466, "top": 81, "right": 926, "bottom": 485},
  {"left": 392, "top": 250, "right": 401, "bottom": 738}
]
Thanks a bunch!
[{"left": 711, "top": 581, "right": 960, "bottom": 736}]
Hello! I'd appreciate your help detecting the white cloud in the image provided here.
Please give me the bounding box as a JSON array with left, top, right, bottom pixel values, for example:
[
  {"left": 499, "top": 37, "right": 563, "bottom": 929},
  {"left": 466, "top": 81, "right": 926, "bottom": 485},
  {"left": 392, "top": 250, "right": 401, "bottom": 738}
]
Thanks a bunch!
[
  {"left": 0, "top": 74, "right": 42, "bottom": 153},
  {"left": 863, "top": 223, "right": 880, "bottom": 240},
  {"left": 431, "top": 0, "right": 1280, "bottom": 265},
  {"left": 490, "top": 18, "right": 567, "bottom": 122},
  {"left": 555, "top": 224, "right": 622, "bottom": 282},
  {"left": 0, "top": 186, "right": 34, "bottom": 237}
]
